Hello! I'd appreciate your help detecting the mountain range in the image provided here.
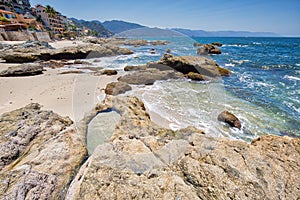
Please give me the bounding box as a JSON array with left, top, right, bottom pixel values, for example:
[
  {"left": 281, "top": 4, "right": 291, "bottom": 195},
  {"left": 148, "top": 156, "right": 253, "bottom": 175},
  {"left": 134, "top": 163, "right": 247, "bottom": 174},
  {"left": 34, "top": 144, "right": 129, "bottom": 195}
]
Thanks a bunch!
[{"left": 70, "top": 18, "right": 280, "bottom": 37}]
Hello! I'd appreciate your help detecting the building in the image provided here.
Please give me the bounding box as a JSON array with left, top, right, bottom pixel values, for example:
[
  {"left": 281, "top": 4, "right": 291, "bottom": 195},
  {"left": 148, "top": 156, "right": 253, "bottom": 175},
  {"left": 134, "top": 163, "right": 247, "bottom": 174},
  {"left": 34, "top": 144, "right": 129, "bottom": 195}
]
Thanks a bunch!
[
  {"left": 0, "top": 9, "right": 43, "bottom": 31},
  {"left": 0, "top": 9, "right": 27, "bottom": 31},
  {"left": 0, "top": 0, "right": 31, "bottom": 14},
  {"left": 33, "top": 4, "right": 67, "bottom": 33}
]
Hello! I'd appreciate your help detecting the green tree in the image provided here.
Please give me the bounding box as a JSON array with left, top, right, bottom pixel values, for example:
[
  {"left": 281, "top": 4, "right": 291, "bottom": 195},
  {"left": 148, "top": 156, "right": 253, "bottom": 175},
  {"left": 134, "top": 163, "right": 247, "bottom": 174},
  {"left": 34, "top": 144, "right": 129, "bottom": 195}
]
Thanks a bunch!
[{"left": 45, "top": 5, "right": 56, "bottom": 18}]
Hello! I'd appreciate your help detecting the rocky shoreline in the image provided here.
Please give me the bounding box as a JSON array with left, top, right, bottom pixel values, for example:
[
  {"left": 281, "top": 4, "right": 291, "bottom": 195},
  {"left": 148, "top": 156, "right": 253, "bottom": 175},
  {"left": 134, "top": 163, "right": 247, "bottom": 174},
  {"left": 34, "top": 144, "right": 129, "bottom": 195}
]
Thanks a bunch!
[{"left": 0, "top": 38, "right": 299, "bottom": 199}]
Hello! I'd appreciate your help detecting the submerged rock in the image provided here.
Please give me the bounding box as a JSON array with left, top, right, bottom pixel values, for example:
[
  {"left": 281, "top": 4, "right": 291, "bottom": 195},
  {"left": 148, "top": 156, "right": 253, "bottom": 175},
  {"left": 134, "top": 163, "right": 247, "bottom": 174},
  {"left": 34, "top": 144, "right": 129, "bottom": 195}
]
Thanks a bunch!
[
  {"left": 0, "top": 63, "right": 44, "bottom": 77},
  {"left": 217, "top": 111, "right": 242, "bottom": 129},
  {"left": 197, "top": 44, "right": 222, "bottom": 55},
  {"left": 0, "top": 103, "right": 87, "bottom": 199},
  {"left": 105, "top": 82, "right": 132, "bottom": 95},
  {"left": 158, "top": 54, "right": 230, "bottom": 77},
  {"left": 118, "top": 69, "right": 184, "bottom": 85},
  {"left": 66, "top": 95, "right": 300, "bottom": 200}
]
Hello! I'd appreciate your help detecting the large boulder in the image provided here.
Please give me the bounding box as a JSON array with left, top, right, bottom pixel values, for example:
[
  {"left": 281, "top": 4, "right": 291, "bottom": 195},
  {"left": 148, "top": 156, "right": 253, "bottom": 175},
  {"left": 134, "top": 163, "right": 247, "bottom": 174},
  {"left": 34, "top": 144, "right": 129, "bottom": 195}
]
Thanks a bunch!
[
  {"left": 197, "top": 44, "right": 222, "bottom": 55},
  {"left": 105, "top": 82, "right": 132, "bottom": 95},
  {"left": 118, "top": 68, "right": 184, "bottom": 85},
  {"left": 217, "top": 111, "right": 242, "bottom": 129},
  {"left": 158, "top": 54, "right": 230, "bottom": 77},
  {"left": 0, "top": 63, "right": 44, "bottom": 77},
  {"left": 0, "top": 43, "right": 133, "bottom": 63},
  {"left": 0, "top": 103, "right": 87, "bottom": 199},
  {"left": 66, "top": 96, "right": 300, "bottom": 200}
]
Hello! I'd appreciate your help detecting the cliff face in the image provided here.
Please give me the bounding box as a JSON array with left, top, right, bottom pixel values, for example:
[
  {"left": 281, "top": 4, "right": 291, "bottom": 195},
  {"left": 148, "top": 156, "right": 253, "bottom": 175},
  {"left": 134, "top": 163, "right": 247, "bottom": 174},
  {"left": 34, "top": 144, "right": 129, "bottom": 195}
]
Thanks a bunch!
[{"left": 0, "top": 97, "right": 299, "bottom": 199}]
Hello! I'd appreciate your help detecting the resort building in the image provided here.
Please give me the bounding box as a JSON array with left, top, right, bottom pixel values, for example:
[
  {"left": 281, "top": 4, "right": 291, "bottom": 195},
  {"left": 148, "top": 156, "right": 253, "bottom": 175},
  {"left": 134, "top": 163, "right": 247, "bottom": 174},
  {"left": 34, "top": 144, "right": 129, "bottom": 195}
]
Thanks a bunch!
[
  {"left": 0, "top": 0, "right": 31, "bottom": 14},
  {"left": 0, "top": 9, "right": 43, "bottom": 31},
  {"left": 33, "top": 4, "right": 67, "bottom": 33}
]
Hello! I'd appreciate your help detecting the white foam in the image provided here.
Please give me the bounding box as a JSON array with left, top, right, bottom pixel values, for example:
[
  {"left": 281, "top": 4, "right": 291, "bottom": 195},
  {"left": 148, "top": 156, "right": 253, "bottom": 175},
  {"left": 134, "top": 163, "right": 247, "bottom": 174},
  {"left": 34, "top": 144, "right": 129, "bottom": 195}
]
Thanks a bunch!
[
  {"left": 296, "top": 63, "right": 300, "bottom": 67},
  {"left": 284, "top": 75, "right": 300, "bottom": 81},
  {"left": 223, "top": 44, "right": 248, "bottom": 47},
  {"left": 225, "top": 63, "right": 235, "bottom": 67}
]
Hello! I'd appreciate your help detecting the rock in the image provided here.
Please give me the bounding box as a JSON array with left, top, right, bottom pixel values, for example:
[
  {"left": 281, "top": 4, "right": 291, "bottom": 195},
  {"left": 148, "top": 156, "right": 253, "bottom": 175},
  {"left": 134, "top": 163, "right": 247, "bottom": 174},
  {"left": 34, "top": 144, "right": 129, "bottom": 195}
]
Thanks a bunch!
[
  {"left": 166, "top": 48, "right": 171, "bottom": 53},
  {"left": 66, "top": 96, "right": 300, "bottom": 200},
  {"left": 147, "top": 62, "right": 174, "bottom": 71},
  {"left": 197, "top": 44, "right": 222, "bottom": 55},
  {"left": 105, "top": 82, "right": 132, "bottom": 95},
  {"left": 0, "top": 63, "right": 44, "bottom": 77},
  {"left": 217, "top": 111, "right": 242, "bottom": 129},
  {"left": 40, "top": 60, "right": 73, "bottom": 69},
  {"left": 0, "top": 103, "right": 87, "bottom": 199},
  {"left": 0, "top": 43, "right": 133, "bottom": 63},
  {"left": 187, "top": 72, "right": 205, "bottom": 81},
  {"left": 212, "top": 42, "right": 223, "bottom": 47},
  {"left": 193, "top": 42, "right": 203, "bottom": 47},
  {"left": 149, "top": 40, "right": 170, "bottom": 45},
  {"left": 124, "top": 65, "right": 147, "bottom": 71},
  {"left": 112, "top": 39, "right": 170, "bottom": 46},
  {"left": 118, "top": 69, "right": 184, "bottom": 85},
  {"left": 59, "top": 70, "right": 85, "bottom": 75},
  {"left": 102, "top": 69, "right": 118, "bottom": 75},
  {"left": 158, "top": 54, "right": 230, "bottom": 77},
  {"left": 74, "top": 60, "right": 91, "bottom": 65}
]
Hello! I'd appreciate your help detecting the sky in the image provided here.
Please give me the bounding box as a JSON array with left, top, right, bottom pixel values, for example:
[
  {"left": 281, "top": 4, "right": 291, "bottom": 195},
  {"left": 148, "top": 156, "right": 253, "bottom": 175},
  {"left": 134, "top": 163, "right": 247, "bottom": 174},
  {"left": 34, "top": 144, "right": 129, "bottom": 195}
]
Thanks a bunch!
[{"left": 30, "top": 0, "right": 300, "bottom": 36}]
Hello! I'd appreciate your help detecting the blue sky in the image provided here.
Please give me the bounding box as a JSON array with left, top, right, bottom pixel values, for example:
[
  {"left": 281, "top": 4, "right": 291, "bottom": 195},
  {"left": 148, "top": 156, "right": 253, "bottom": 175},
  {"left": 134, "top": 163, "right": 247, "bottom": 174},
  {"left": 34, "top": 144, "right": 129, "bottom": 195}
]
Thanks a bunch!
[{"left": 30, "top": 0, "right": 300, "bottom": 36}]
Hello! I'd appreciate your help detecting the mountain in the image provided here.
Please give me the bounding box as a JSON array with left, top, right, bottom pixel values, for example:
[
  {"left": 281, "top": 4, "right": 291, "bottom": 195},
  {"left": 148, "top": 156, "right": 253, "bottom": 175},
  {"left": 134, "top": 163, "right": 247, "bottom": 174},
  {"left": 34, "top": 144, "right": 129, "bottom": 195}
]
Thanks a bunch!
[
  {"left": 115, "top": 27, "right": 183, "bottom": 37},
  {"left": 70, "top": 18, "right": 112, "bottom": 37},
  {"left": 102, "top": 20, "right": 145, "bottom": 34},
  {"left": 172, "top": 28, "right": 280, "bottom": 37}
]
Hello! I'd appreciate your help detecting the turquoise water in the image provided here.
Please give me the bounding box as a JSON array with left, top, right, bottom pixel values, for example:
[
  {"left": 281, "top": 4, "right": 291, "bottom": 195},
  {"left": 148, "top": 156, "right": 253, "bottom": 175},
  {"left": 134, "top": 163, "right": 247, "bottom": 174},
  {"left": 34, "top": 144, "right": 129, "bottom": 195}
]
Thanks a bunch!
[{"left": 87, "top": 36, "right": 300, "bottom": 140}]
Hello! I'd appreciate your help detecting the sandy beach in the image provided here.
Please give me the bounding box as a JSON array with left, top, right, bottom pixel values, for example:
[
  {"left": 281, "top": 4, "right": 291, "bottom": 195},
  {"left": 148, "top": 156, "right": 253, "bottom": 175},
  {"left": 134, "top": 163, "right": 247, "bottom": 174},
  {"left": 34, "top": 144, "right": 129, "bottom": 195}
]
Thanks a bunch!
[{"left": 0, "top": 40, "right": 118, "bottom": 121}]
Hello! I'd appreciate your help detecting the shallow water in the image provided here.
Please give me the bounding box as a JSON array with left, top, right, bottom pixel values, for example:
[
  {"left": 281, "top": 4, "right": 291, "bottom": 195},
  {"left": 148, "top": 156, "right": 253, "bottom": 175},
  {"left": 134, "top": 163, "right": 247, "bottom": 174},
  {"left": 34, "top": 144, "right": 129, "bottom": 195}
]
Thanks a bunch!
[
  {"left": 86, "top": 111, "right": 120, "bottom": 154},
  {"left": 84, "top": 36, "right": 299, "bottom": 140}
]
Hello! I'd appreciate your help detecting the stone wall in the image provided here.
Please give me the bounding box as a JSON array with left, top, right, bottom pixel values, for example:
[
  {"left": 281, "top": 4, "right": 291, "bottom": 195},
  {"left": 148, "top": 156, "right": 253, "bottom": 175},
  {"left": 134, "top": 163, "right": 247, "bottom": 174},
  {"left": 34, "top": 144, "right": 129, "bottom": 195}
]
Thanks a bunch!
[
  {"left": 33, "top": 32, "right": 51, "bottom": 42},
  {"left": 5, "top": 31, "right": 35, "bottom": 41},
  {"left": 0, "top": 31, "right": 50, "bottom": 42}
]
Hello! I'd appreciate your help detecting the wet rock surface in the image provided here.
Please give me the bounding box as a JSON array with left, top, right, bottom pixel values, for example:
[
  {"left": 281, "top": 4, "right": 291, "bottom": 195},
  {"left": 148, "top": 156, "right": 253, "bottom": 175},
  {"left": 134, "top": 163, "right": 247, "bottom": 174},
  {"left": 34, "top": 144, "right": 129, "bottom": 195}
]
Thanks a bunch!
[
  {"left": 0, "top": 103, "right": 87, "bottom": 199},
  {"left": 218, "top": 111, "right": 242, "bottom": 129},
  {"left": 66, "top": 96, "right": 300, "bottom": 200}
]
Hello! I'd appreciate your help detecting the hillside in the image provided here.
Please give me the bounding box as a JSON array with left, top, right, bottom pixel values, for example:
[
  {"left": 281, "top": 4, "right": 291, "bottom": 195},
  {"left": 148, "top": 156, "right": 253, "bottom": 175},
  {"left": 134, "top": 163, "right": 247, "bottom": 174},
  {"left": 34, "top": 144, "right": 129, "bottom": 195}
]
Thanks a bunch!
[
  {"left": 172, "top": 28, "right": 280, "bottom": 37},
  {"left": 70, "top": 18, "right": 112, "bottom": 37},
  {"left": 102, "top": 20, "right": 145, "bottom": 34},
  {"left": 115, "top": 27, "right": 183, "bottom": 37}
]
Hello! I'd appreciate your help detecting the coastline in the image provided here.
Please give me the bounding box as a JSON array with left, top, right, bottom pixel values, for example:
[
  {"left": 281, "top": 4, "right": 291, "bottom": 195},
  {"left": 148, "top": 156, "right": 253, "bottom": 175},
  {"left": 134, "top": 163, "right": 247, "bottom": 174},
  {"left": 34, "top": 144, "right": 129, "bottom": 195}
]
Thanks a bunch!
[{"left": 0, "top": 37, "right": 299, "bottom": 199}]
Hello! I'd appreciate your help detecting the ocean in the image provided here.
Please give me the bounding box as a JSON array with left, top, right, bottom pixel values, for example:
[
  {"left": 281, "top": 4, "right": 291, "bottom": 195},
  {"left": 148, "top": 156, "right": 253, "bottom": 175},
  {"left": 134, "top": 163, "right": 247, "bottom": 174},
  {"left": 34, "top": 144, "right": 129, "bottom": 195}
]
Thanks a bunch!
[{"left": 86, "top": 37, "right": 300, "bottom": 142}]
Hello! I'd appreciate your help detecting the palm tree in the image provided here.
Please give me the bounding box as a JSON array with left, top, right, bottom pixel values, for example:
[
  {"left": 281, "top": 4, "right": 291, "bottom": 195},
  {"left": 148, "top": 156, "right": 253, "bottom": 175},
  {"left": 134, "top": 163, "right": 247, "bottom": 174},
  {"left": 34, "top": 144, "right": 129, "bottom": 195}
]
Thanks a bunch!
[{"left": 45, "top": 5, "right": 56, "bottom": 18}]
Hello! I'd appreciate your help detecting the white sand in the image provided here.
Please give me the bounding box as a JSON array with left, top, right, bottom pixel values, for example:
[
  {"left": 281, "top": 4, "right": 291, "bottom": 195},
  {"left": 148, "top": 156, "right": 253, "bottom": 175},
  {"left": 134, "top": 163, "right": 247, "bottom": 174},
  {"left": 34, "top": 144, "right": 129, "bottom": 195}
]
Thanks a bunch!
[
  {"left": 49, "top": 40, "right": 88, "bottom": 49},
  {"left": 0, "top": 65, "right": 118, "bottom": 121}
]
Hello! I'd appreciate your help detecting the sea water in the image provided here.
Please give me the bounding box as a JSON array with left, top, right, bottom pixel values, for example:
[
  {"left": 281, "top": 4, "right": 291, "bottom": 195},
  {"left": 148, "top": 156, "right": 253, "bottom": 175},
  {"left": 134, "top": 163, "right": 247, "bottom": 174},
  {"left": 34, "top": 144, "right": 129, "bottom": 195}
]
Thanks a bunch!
[{"left": 85, "top": 36, "right": 300, "bottom": 141}]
